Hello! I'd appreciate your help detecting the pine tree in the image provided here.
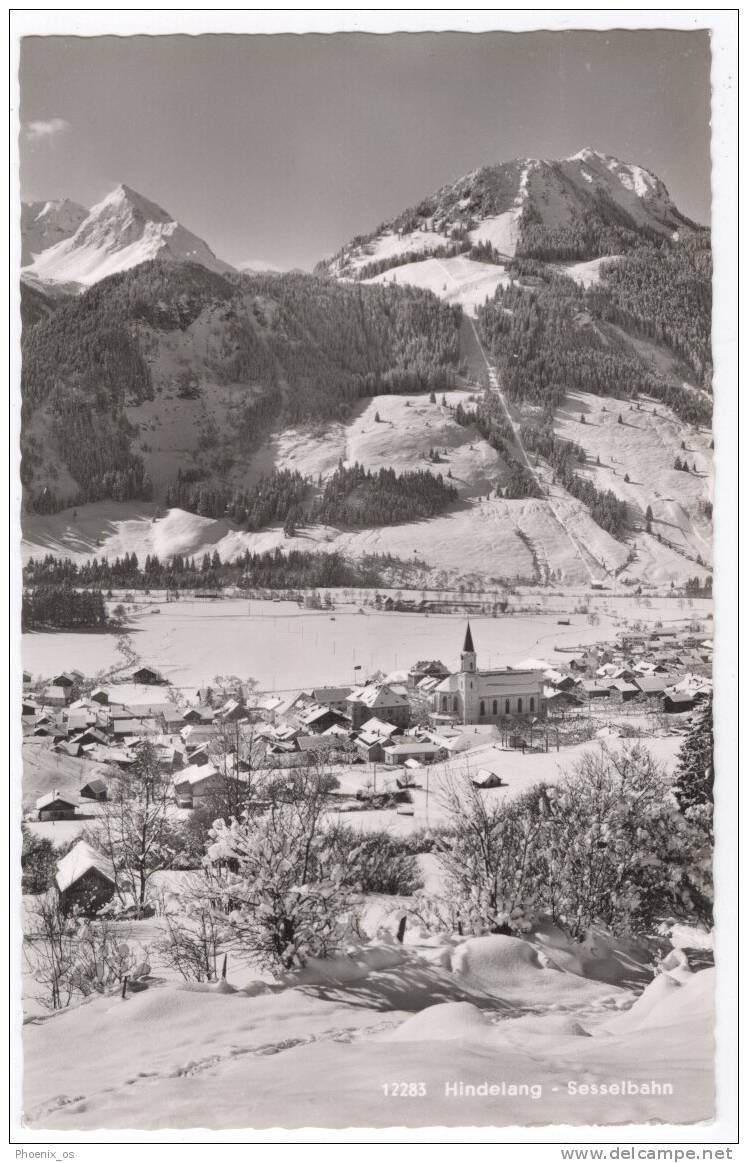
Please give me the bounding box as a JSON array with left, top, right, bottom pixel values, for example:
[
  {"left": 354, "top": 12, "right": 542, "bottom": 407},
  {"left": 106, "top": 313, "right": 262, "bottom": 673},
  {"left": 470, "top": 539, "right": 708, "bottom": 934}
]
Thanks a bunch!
[{"left": 673, "top": 697, "right": 714, "bottom": 812}]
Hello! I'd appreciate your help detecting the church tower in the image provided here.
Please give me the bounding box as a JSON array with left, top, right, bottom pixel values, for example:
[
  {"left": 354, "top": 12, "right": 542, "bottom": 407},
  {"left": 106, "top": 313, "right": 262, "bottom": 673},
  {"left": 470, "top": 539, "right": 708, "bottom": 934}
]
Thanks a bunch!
[{"left": 460, "top": 621, "right": 477, "bottom": 673}]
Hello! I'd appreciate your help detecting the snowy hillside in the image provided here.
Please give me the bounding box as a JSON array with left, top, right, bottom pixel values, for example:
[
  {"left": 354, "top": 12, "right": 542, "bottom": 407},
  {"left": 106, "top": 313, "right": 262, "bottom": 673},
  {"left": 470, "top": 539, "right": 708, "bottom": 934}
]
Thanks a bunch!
[
  {"left": 23, "top": 931, "right": 714, "bottom": 1130},
  {"left": 21, "top": 198, "right": 87, "bottom": 266},
  {"left": 321, "top": 148, "right": 694, "bottom": 279},
  {"left": 22, "top": 184, "right": 234, "bottom": 288}
]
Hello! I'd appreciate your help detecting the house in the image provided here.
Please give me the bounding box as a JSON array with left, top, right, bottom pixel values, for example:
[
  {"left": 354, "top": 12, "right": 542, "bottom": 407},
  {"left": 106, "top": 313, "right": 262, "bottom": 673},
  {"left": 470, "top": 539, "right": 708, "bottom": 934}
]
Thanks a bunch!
[
  {"left": 609, "top": 679, "right": 639, "bottom": 703},
  {"left": 581, "top": 680, "right": 612, "bottom": 699},
  {"left": 432, "top": 625, "right": 545, "bottom": 725},
  {"left": 112, "top": 717, "right": 156, "bottom": 738},
  {"left": 298, "top": 704, "right": 347, "bottom": 734},
  {"left": 182, "top": 705, "right": 216, "bottom": 725},
  {"left": 65, "top": 709, "right": 96, "bottom": 734},
  {"left": 130, "top": 666, "right": 165, "bottom": 685},
  {"left": 52, "top": 672, "right": 82, "bottom": 690},
  {"left": 355, "top": 735, "right": 388, "bottom": 764},
  {"left": 42, "top": 685, "right": 72, "bottom": 707},
  {"left": 383, "top": 741, "right": 447, "bottom": 766},
  {"left": 161, "top": 707, "right": 185, "bottom": 733},
  {"left": 215, "top": 698, "right": 247, "bottom": 724},
  {"left": 543, "top": 687, "right": 583, "bottom": 712},
  {"left": 472, "top": 769, "right": 505, "bottom": 789},
  {"left": 172, "top": 763, "right": 221, "bottom": 808},
  {"left": 36, "top": 790, "right": 78, "bottom": 821},
  {"left": 346, "top": 683, "right": 411, "bottom": 731},
  {"left": 663, "top": 693, "right": 696, "bottom": 714},
  {"left": 632, "top": 675, "right": 670, "bottom": 697},
  {"left": 56, "top": 841, "right": 116, "bottom": 914},
  {"left": 80, "top": 776, "right": 108, "bottom": 801},
  {"left": 407, "top": 660, "right": 450, "bottom": 690},
  {"left": 311, "top": 687, "right": 353, "bottom": 713}
]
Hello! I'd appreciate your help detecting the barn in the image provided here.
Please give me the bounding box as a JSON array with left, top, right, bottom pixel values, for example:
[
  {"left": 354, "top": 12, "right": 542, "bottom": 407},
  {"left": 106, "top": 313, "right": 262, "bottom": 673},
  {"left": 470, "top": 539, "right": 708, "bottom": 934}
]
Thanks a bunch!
[
  {"left": 55, "top": 841, "right": 116, "bottom": 914},
  {"left": 36, "top": 790, "right": 78, "bottom": 821}
]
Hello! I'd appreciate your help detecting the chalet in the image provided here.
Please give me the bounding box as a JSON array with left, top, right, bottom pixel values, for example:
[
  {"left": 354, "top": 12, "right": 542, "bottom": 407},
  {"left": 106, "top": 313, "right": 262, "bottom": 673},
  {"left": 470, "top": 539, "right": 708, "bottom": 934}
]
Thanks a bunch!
[
  {"left": 52, "top": 672, "right": 82, "bottom": 690},
  {"left": 42, "top": 685, "right": 72, "bottom": 707},
  {"left": 472, "top": 769, "right": 505, "bottom": 789},
  {"left": 112, "top": 717, "right": 159, "bottom": 738},
  {"left": 130, "top": 666, "right": 165, "bottom": 685},
  {"left": 65, "top": 709, "right": 96, "bottom": 734},
  {"left": 632, "top": 675, "right": 670, "bottom": 697},
  {"left": 581, "top": 680, "right": 612, "bottom": 700},
  {"left": 609, "top": 679, "right": 639, "bottom": 703},
  {"left": 36, "top": 790, "right": 78, "bottom": 821},
  {"left": 82, "top": 744, "right": 135, "bottom": 770},
  {"left": 161, "top": 707, "right": 186, "bottom": 733},
  {"left": 298, "top": 704, "right": 346, "bottom": 734},
  {"left": 56, "top": 841, "right": 116, "bottom": 914},
  {"left": 80, "top": 776, "right": 108, "bottom": 801},
  {"left": 663, "top": 692, "right": 696, "bottom": 714},
  {"left": 180, "top": 723, "right": 219, "bottom": 747},
  {"left": 311, "top": 687, "right": 353, "bottom": 713},
  {"left": 182, "top": 706, "right": 215, "bottom": 725},
  {"left": 384, "top": 741, "right": 446, "bottom": 766},
  {"left": 172, "top": 763, "right": 221, "bottom": 808},
  {"left": 346, "top": 683, "right": 411, "bottom": 731},
  {"left": 543, "top": 687, "right": 583, "bottom": 712},
  {"left": 215, "top": 698, "right": 247, "bottom": 724},
  {"left": 355, "top": 735, "right": 388, "bottom": 763}
]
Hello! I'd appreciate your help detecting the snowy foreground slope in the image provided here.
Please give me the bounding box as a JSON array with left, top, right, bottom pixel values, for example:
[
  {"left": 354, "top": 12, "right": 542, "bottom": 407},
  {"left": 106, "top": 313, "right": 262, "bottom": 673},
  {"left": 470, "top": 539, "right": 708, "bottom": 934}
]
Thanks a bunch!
[{"left": 24, "top": 933, "right": 713, "bottom": 1130}]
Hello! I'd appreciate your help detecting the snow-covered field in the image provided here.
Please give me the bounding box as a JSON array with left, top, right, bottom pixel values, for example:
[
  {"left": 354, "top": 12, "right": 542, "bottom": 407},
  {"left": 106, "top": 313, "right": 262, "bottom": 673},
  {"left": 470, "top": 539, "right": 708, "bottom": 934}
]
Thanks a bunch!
[
  {"left": 22, "top": 930, "right": 714, "bottom": 1130},
  {"left": 21, "top": 599, "right": 698, "bottom": 692}
]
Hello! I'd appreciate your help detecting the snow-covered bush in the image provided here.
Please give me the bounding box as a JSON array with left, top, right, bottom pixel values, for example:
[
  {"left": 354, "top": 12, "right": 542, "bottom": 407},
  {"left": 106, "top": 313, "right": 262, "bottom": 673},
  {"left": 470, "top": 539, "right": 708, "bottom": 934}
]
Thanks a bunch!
[
  {"left": 532, "top": 744, "right": 713, "bottom": 936},
  {"left": 206, "top": 769, "right": 358, "bottom": 974},
  {"left": 433, "top": 775, "right": 543, "bottom": 936},
  {"left": 324, "top": 824, "right": 423, "bottom": 896},
  {"left": 432, "top": 744, "right": 713, "bottom": 942}
]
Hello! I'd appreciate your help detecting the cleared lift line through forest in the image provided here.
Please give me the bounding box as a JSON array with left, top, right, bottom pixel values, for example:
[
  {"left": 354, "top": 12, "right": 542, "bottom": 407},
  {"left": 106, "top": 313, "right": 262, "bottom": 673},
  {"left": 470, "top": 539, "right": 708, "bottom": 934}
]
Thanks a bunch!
[{"left": 461, "top": 311, "right": 604, "bottom": 583}]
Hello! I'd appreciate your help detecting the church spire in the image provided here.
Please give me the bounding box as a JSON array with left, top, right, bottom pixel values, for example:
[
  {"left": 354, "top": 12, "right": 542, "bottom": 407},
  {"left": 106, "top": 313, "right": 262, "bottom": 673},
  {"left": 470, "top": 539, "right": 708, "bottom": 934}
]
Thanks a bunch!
[{"left": 461, "top": 621, "right": 477, "bottom": 673}]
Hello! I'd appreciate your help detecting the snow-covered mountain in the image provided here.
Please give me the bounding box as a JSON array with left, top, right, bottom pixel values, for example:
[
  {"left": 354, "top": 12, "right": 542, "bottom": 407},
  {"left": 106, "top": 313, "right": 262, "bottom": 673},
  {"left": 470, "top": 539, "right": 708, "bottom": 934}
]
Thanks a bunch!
[
  {"left": 21, "top": 198, "right": 88, "bottom": 266},
  {"left": 22, "top": 184, "right": 234, "bottom": 288},
  {"left": 320, "top": 148, "right": 696, "bottom": 277}
]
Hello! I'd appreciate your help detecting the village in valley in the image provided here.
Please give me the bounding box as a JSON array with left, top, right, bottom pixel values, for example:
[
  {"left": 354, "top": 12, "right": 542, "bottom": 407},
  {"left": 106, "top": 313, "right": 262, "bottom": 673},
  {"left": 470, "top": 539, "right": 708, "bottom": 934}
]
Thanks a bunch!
[{"left": 23, "top": 599, "right": 713, "bottom": 912}]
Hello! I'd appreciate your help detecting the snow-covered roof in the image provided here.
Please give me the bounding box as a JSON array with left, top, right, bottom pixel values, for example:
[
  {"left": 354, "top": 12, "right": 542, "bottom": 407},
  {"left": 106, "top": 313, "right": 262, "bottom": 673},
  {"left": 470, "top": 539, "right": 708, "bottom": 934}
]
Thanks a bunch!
[
  {"left": 346, "top": 683, "right": 409, "bottom": 709},
  {"left": 172, "top": 762, "right": 219, "bottom": 787},
  {"left": 56, "top": 841, "right": 115, "bottom": 893},
  {"left": 357, "top": 716, "right": 398, "bottom": 741},
  {"left": 36, "top": 789, "right": 78, "bottom": 810}
]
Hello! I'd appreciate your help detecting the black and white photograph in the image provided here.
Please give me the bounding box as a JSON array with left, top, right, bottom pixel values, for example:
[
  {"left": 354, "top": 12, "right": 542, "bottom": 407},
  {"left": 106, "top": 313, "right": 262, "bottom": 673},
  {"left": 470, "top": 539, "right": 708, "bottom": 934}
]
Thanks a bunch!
[{"left": 10, "top": 9, "right": 738, "bottom": 1145}]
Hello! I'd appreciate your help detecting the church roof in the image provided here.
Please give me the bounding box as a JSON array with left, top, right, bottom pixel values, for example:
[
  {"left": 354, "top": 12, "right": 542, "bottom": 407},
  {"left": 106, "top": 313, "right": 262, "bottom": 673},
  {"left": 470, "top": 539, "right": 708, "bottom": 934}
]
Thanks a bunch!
[{"left": 462, "top": 622, "right": 475, "bottom": 654}]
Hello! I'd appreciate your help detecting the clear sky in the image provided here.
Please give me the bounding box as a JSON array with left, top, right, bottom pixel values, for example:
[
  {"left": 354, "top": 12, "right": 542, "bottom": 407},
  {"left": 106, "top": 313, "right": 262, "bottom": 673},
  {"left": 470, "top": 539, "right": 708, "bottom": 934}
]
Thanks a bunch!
[{"left": 19, "top": 30, "right": 711, "bottom": 271}]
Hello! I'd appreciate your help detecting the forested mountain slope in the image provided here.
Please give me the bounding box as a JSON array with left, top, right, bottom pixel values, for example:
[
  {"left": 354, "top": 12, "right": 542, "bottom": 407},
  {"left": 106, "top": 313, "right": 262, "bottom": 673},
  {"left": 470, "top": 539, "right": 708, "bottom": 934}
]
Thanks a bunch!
[{"left": 21, "top": 262, "right": 462, "bottom": 511}]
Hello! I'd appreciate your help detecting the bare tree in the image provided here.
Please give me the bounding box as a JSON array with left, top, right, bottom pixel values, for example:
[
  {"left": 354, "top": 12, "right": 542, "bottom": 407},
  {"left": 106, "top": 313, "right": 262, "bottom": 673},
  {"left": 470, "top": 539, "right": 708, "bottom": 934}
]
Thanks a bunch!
[
  {"left": 93, "top": 740, "right": 175, "bottom": 914},
  {"left": 23, "top": 892, "right": 78, "bottom": 1011}
]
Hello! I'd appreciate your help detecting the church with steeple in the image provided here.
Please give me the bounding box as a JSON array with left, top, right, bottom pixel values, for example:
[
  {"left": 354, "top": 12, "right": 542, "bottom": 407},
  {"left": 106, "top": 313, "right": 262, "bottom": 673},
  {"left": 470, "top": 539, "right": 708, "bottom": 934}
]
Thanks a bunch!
[{"left": 431, "top": 622, "right": 546, "bottom": 725}]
